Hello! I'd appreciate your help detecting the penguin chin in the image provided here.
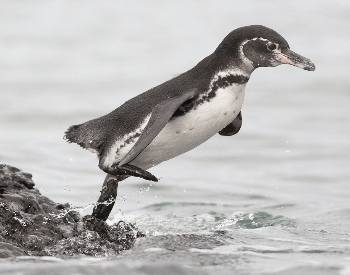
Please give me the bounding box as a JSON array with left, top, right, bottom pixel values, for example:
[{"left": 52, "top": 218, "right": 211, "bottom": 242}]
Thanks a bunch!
[
  {"left": 254, "top": 58, "right": 281, "bottom": 69},
  {"left": 267, "top": 58, "right": 283, "bottom": 68}
]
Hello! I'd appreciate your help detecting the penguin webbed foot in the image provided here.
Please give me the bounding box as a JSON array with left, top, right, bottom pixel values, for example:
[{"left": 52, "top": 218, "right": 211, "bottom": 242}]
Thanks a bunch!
[{"left": 109, "top": 163, "right": 158, "bottom": 182}]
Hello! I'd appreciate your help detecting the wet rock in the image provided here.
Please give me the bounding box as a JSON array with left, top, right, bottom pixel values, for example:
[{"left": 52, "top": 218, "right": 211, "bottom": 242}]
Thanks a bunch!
[
  {"left": 0, "top": 163, "right": 143, "bottom": 258},
  {"left": 0, "top": 242, "right": 26, "bottom": 257}
]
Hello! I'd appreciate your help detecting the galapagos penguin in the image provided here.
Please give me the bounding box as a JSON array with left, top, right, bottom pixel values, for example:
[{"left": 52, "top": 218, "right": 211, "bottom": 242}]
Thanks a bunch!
[{"left": 64, "top": 25, "right": 315, "bottom": 220}]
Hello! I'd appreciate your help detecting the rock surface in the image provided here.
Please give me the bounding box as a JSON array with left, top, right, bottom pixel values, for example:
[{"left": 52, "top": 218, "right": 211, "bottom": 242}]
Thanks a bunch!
[{"left": 0, "top": 163, "right": 143, "bottom": 258}]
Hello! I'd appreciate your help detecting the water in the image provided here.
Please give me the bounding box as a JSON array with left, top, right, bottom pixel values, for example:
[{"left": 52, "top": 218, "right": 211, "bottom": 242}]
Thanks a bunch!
[{"left": 1, "top": 0, "right": 350, "bottom": 274}]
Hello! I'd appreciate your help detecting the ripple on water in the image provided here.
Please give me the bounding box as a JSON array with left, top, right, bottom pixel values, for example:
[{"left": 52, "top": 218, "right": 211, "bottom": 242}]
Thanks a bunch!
[
  {"left": 214, "top": 211, "right": 296, "bottom": 230},
  {"left": 109, "top": 210, "right": 296, "bottom": 236}
]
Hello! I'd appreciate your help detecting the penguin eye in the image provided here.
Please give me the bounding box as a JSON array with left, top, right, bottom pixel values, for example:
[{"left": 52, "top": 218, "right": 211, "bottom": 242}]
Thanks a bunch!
[{"left": 267, "top": 43, "right": 277, "bottom": 51}]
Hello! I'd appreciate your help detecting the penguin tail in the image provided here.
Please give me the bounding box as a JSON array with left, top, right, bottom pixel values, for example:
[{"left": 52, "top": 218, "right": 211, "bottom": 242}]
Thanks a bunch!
[{"left": 64, "top": 122, "right": 104, "bottom": 154}]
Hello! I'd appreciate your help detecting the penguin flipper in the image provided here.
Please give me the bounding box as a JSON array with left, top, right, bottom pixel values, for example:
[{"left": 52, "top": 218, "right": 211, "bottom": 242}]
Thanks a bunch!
[
  {"left": 219, "top": 111, "right": 242, "bottom": 136},
  {"left": 119, "top": 88, "right": 197, "bottom": 166}
]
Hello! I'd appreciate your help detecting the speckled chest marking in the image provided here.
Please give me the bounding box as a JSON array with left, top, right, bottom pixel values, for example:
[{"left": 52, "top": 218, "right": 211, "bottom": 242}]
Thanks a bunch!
[
  {"left": 173, "top": 71, "right": 249, "bottom": 118},
  {"left": 130, "top": 71, "right": 248, "bottom": 170}
]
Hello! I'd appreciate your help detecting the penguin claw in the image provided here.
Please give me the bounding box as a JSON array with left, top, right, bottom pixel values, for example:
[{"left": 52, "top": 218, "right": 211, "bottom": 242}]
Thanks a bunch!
[{"left": 109, "top": 164, "right": 158, "bottom": 182}]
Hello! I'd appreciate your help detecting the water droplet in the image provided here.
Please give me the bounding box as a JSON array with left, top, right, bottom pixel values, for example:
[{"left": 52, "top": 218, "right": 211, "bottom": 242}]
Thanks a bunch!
[
  {"left": 286, "top": 149, "right": 290, "bottom": 153},
  {"left": 184, "top": 189, "right": 186, "bottom": 193}
]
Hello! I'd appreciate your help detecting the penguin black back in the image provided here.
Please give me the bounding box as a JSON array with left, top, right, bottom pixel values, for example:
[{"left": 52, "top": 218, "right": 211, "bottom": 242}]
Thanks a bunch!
[{"left": 64, "top": 62, "right": 211, "bottom": 156}]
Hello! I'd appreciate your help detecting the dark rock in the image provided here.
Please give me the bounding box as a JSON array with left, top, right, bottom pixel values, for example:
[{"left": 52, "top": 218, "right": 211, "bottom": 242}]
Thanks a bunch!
[
  {"left": 0, "top": 242, "right": 26, "bottom": 258},
  {"left": 0, "top": 163, "right": 143, "bottom": 258}
]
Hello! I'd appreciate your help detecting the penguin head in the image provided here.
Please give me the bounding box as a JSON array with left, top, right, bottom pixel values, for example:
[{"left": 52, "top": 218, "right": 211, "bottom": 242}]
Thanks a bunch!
[{"left": 217, "top": 25, "right": 315, "bottom": 72}]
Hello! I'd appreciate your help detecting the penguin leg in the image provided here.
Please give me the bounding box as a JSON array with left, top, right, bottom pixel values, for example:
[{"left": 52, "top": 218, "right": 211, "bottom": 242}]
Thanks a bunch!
[
  {"left": 108, "top": 163, "right": 158, "bottom": 182},
  {"left": 92, "top": 174, "right": 127, "bottom": 221}
]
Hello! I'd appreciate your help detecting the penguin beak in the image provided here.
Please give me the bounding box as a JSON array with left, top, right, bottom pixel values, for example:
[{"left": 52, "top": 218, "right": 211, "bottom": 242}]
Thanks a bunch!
[{"left": 276, "top": 49, "right": 316, "bottom": 71}]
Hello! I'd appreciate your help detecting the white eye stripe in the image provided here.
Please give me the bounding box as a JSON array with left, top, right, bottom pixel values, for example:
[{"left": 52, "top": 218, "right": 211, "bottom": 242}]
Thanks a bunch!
[
  {"left": 238, "top": 39, "right": 255, "bottom": 70},
  {"left": 250, "top": 38, "right": 280, "bottom": 51},
  {"left": 251, "top": 37, "right": 268, "bottom": 42}
]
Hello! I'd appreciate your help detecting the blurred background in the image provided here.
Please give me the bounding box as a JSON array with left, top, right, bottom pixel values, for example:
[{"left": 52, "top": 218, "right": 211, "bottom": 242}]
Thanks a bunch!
[{"left": 0, "top": 0, "right": 349, "bottom": 218}]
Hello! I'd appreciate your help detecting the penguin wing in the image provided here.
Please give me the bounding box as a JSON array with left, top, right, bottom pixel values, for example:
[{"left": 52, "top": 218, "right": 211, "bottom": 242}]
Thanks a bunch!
[
  {"left": 118, "top": 88, "right": 197, "bottom": 166},
  {"left": 219, "top": 111, "right": 242, "bottom": 136}
]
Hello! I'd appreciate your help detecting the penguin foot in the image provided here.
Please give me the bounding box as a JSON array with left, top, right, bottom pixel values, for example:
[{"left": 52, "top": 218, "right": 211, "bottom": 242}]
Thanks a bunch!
[
  {"left": 92, "top": 175, "right": 119, "bottom": 221},
  {"left": 109, "top": 164, "right": 158, "bottom": 182},
  {"left": 121, "top": 164, "right": 158, "bottom": 182}
]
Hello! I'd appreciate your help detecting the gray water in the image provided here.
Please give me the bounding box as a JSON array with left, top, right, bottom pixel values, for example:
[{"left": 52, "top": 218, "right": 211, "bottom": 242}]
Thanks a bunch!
[{"left": 1, "top": 0, "right": 350, "bottom": 274}]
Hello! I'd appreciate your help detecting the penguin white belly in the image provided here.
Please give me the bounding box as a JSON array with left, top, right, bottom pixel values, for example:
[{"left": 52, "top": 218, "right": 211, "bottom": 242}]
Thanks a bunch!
[{"left": 130, "top": 84, "right": 246, "bottom": 170}]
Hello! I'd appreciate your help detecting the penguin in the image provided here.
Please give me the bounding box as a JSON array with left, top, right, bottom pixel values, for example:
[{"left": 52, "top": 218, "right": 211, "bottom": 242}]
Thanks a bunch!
[{"left": 64, "top": 25, "right": 315, "bottom": 219}]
